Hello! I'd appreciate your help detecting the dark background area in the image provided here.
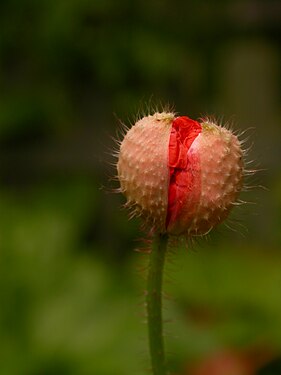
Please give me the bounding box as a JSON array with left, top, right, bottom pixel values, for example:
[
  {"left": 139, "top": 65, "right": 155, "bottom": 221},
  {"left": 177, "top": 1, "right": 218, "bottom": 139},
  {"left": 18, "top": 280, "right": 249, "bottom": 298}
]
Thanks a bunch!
[{"left": 0, "top": 1, "right": 280, "bottom": 374}]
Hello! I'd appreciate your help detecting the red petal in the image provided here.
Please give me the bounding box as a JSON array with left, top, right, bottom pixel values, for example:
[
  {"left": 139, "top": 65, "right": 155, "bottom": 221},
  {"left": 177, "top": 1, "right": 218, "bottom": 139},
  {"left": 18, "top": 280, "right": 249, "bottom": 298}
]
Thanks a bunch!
[{"left": 166, "top": 116, "right": 202, "bottom": 230}]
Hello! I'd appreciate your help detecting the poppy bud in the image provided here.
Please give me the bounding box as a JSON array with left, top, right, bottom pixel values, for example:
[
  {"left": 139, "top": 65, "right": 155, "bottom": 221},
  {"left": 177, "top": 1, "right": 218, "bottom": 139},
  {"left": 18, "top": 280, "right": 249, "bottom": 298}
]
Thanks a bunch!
[{"left": 117, "top": 112, "right": 243, "bottom": 236}]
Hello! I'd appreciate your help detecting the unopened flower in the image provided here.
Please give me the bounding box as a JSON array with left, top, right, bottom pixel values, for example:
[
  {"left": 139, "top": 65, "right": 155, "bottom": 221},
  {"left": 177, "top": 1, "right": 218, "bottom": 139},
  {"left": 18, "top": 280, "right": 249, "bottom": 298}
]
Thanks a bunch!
[{"left": 117, "top": 112, "right": 243, "bottom": 236}]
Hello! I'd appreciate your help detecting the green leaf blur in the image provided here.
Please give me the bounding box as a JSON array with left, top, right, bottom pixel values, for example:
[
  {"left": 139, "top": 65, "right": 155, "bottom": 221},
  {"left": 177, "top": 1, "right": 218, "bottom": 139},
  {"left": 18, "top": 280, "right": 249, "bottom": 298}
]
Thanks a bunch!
[{"left": 0, "top": 0, "right": 280, "bottom": 374}]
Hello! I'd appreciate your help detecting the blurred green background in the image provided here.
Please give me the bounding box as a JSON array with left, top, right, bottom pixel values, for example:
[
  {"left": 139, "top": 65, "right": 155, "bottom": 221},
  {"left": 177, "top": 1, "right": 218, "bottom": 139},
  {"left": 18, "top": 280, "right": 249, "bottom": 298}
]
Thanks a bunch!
[{"left": 0, "top": 1, "right": 280, "bottom": 374}]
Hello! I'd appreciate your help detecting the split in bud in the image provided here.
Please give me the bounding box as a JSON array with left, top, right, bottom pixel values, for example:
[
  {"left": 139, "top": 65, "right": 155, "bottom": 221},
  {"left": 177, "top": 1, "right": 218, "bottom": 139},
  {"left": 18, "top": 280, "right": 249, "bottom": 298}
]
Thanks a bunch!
[{"left": 117, "top": 112, "right": 244, "bottom": 236}]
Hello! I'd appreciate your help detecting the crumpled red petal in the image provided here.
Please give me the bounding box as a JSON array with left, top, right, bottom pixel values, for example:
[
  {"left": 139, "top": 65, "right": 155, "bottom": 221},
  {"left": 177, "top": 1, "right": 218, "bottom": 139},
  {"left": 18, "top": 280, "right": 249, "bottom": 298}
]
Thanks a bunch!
[{"left": 166, "top": 116, "right": 202, "bottom": 230}]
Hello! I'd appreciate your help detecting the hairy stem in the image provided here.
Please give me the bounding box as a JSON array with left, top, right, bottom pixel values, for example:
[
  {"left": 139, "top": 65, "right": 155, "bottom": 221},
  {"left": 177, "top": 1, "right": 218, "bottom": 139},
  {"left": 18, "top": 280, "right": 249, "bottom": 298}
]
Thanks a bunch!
[{"left": 146, "top": 233, "right": 168, "bottom": 375}]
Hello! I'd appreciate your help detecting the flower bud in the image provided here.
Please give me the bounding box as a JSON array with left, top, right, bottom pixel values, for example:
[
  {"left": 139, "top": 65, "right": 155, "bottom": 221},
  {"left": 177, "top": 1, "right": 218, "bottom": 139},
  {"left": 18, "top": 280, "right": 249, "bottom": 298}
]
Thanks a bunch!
[{"left": 117, "top": 112, "right": 243, "bottom": 236}]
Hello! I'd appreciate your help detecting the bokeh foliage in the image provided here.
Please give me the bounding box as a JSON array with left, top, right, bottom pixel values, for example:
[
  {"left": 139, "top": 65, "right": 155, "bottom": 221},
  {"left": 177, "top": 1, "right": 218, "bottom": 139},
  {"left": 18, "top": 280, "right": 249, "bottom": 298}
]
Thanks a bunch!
[{"left": 0, "top": 0, "right": 280, "bottom": 374}]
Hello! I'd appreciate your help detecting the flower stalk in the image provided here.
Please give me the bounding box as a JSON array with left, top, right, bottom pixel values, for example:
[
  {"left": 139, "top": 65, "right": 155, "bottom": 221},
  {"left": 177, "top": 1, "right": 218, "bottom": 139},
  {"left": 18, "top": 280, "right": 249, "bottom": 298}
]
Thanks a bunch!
[{"left": 146, "top": 233, "right": 168, "bottom": 375}]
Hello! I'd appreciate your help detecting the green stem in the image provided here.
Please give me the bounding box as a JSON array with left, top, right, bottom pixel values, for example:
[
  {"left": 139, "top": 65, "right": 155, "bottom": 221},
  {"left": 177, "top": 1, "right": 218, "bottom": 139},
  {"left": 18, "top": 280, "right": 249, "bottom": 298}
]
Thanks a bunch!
[{"left": 146, "top": 233, "right": 168, "bottom": 375}]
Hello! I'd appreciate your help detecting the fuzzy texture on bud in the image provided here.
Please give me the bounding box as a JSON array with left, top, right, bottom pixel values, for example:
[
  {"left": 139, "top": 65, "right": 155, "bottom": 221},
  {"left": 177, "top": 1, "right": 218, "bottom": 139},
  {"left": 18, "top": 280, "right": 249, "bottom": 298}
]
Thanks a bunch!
[{"left": 117, "top": 112, "right": 243, "bottom": 236}]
